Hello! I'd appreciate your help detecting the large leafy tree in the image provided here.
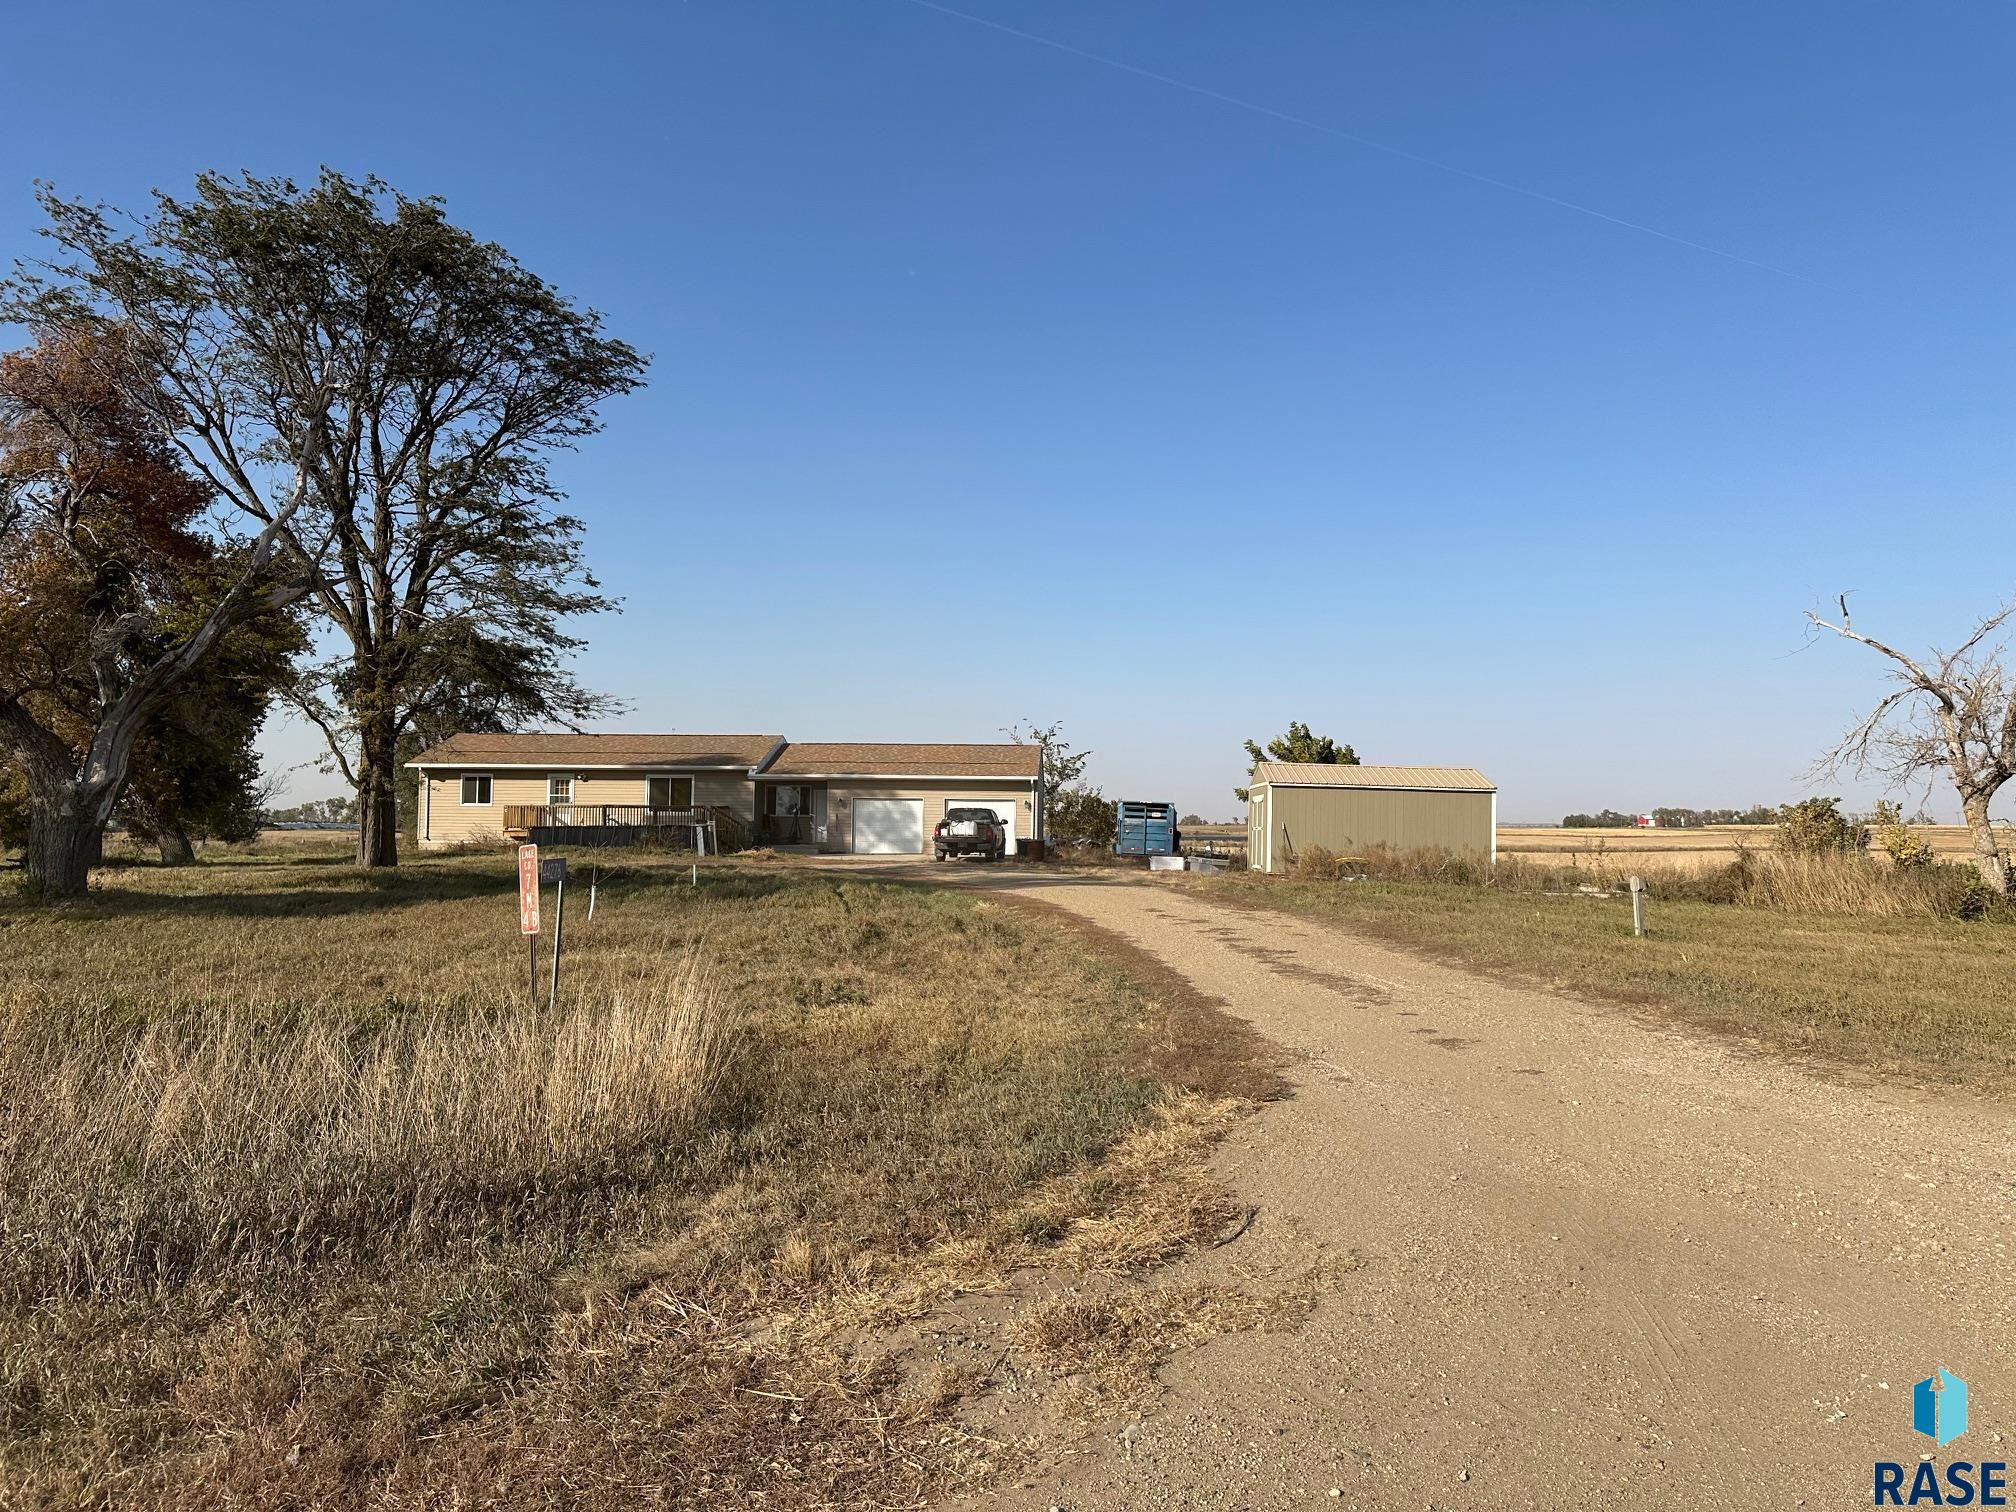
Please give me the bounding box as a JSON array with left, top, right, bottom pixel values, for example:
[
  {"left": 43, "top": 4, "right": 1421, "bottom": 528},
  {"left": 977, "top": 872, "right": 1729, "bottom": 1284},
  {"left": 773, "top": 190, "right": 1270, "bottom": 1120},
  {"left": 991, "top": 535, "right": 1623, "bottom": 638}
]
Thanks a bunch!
[
  {"left": 0, "top": 325, "right": 312, "bottom": 894},
  {"left": 1236, "top": 720, "right": 1357, "bottom": 801},
  {"left": 119, "top": 607, "right": 303, "bottom": 861},
  {"left": 7, "top": 170, "right": 646, "bottom": 867}
]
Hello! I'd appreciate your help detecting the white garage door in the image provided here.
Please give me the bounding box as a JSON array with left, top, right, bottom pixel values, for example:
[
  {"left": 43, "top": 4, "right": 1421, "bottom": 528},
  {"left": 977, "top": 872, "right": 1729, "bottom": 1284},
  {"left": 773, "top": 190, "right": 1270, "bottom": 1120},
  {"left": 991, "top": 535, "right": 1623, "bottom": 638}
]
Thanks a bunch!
[
  {"left": 852, "top": 798, "right": 924, "bottom": 854},
  {"left": 949, "top": 798, "right": 1018, "bottom": 856}
]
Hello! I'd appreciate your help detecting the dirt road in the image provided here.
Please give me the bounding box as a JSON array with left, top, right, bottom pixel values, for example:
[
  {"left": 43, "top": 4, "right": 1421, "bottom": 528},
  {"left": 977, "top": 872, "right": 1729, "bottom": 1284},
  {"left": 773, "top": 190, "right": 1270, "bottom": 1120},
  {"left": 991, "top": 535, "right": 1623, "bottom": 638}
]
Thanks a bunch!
[{"left": 920, "top": 865, "right": 2016, "bottom": 1510}]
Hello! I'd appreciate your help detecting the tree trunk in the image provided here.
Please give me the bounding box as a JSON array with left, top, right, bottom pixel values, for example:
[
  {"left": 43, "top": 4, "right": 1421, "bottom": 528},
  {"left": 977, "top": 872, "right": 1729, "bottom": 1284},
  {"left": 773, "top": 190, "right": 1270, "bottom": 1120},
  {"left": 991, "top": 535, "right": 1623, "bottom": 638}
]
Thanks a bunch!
[
  {"left": 155, "top": 823, "right": 197, "bottom": 866},
  {"left": 25, "top": 803, "right": 102, "bottom": 898},
  {"left": 1961, "top": 793, "right": 2010, "bottom": 895},
  {"left": 355, "top": 716, "right": 400, "bottom": 868}
]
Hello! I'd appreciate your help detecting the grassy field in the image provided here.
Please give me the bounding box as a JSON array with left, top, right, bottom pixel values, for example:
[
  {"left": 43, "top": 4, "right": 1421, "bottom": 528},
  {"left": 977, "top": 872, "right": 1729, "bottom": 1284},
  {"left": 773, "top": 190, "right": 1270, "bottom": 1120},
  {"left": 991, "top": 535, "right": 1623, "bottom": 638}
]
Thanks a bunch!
[
  {"left": 1497, "top": 823, "right": 1988, "bottom": 871},
  {"left": 1193, "top": 864, "right": 2016, "bottom": 1086},
  {"left": 1181, "top": 822, "right": 2001, "bottom": 873},
  {"left": 0, "top": 840, "right": 1280, "bottom": 1509}
]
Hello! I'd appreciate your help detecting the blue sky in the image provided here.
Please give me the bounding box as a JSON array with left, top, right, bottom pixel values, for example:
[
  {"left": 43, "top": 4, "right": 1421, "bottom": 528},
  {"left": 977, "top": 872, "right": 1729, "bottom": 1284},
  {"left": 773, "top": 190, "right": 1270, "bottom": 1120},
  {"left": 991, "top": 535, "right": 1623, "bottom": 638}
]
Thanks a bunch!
[{"left": 3, "top": 1, "right": 2010, "bottom": 821}]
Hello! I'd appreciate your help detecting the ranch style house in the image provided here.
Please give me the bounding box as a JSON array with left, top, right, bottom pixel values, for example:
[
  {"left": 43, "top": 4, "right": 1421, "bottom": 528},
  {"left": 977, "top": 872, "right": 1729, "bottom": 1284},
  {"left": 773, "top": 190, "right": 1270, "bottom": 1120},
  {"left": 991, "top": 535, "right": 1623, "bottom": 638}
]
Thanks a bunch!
[{"left": 407, "top": 733, "right": 1044, "bottom": 856}]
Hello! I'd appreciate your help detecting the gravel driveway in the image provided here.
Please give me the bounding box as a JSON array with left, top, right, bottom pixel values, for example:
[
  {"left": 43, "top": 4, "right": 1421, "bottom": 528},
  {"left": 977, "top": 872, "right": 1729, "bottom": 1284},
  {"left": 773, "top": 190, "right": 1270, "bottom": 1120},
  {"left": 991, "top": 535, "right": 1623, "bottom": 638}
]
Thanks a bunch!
[{"left": 906, "top": 863, "right": 2016, "bottom": 1511}]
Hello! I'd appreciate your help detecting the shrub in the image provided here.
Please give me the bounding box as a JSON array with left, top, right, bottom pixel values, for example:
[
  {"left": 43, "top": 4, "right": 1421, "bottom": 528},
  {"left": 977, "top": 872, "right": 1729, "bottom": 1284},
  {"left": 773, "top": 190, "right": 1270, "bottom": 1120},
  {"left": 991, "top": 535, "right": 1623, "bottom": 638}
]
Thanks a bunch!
[
  {"left": 1287, "top": 843, "right": 1340, "bottom": 880},
  {"left": 1872, "top": 800, "right": 1936, "bottom": 870},
  {"left": 1951, "top": 868, "right": 2002, "bottom": 922},
  {"left": 1775, "top": 797, "right": 1868, "bottom": 856},
  {"left": 1050, "top": 785, "right": 1118, "bottom": 848}
]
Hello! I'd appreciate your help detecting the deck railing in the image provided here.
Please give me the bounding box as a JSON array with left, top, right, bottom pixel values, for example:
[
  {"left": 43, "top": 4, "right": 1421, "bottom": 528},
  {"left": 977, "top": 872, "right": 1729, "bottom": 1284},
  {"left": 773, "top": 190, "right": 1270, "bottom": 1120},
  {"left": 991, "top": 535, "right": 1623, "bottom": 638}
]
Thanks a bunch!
[
  {"left": 504, "top": 804, "right": 703, "bottom": 828},
  {"left": 502, "top": 805, "right": 753, "bottom": 851}
]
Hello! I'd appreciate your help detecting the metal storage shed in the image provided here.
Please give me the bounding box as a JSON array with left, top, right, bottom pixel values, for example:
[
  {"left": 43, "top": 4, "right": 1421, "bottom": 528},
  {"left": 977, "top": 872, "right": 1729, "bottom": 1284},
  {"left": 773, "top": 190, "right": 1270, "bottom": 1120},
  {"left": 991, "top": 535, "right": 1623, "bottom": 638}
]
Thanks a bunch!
[{"left": 1244, "top": 763, "right": 1496, "bottom": 873}]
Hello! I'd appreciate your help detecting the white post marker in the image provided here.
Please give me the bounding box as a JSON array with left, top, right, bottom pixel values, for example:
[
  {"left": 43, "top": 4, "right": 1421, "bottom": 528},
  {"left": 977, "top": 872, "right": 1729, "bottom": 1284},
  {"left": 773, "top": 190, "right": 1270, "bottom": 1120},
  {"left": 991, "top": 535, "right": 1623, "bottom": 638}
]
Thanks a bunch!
[
  {"left": 1630, "top": 874, "right": 1647, "bottom": 937},
  {"left": 541, "top": 855, "right": 568, "bottom": 1010}
]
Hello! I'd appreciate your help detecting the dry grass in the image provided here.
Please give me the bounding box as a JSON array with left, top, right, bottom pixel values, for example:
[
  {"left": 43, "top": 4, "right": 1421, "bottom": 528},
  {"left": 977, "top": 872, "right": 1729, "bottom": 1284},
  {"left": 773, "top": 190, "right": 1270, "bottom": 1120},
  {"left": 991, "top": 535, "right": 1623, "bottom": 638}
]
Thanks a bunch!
[
  {"left": 1730, "top": 850, "right": 1975, "bottom": 917},
  {"left": 0, "top": 842, "right": 1283, "bottom": 1508},
  {"left": 1497, "top": 823, "right": 1991, "bottom": 872},
  {"left": 1013, "top": 1258, "right": 1351, "bottom": 1402},
  {"left": 1300, "top": 840, "right": 2004, "bottom": 921},
  {"left": 0, "top": 946, "right": 731, "bottom": 1300}
]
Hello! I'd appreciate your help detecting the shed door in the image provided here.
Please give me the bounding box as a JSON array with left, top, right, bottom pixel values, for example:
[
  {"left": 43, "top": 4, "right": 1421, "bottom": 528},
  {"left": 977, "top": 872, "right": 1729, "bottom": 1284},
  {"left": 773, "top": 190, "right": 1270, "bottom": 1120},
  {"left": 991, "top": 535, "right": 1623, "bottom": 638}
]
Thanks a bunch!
[
  {"left": 948, "top": 798, "right": 1018, "bottom": 855},
  {"left": 852, "top": 798, "right": 924, "bottom": 854}
]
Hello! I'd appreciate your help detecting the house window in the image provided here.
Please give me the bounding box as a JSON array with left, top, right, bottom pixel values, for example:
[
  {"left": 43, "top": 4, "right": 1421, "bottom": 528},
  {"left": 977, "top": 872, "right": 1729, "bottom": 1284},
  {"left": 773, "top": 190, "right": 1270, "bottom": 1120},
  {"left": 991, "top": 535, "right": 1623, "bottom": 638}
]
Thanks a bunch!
[
  {"left": 648, "top": 775, "right": 693, "bottom": 810},
  {"left": 460, "top": 773, "right": 493, "bottom": 805},
  {"left": 548, "top": 774, "right": 574, "bottom": 804}
]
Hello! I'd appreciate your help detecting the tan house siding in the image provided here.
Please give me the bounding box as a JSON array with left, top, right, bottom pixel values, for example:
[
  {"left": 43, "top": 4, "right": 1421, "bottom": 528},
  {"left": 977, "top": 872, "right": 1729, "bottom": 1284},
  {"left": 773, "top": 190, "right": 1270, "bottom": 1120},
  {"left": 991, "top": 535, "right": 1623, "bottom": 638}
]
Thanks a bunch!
[
  {"left": 408, "top": 735, "right": 1039, "bottom": 854},
  {"left": 419, "top": 767, "right": 758, "bottom": 848},
  {"left": 812, "top": 781, "right": 1039, "bottom": 854},
  {"left": 1256, "top": 785, "right": 1493, "bottom": 871},
  {"left": 695, "top": 770, "right": 757, "bottom": 820},
  {"left": 423, "top": 771, "right": 545, "bottom": 847}
]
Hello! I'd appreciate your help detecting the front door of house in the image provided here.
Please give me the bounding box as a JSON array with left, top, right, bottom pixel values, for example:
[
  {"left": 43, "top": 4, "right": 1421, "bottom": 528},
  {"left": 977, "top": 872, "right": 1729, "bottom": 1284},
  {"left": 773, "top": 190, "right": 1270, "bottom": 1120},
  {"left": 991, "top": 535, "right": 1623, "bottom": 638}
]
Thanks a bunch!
[{"left": 763, "top": 784, "right": 818, "bottom": 844}]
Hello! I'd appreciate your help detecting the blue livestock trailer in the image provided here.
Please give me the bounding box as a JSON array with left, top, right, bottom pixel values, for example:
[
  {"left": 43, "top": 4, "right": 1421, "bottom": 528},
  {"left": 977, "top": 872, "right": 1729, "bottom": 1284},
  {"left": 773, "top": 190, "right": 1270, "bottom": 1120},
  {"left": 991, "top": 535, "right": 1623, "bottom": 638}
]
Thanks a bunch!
[{"left": 1113, "top": 800, "right": 1181, "bottom": 857}]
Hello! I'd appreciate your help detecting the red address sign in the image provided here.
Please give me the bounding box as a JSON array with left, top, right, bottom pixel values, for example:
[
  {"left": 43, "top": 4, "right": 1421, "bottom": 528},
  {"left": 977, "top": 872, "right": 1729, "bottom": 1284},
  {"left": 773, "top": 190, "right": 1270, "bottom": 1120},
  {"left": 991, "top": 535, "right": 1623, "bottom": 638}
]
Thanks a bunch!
[{"left": 517, "top": 844, "right": 541, "bottom": 935}]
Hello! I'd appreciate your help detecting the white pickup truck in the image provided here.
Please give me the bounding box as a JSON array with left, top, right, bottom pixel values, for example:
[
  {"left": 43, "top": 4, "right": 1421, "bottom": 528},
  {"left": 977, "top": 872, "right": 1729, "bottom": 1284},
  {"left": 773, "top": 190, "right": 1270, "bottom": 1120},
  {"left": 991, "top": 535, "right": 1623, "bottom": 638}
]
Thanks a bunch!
[{"left": 933, "top": 807, "right": 1006, "bottom": 862}]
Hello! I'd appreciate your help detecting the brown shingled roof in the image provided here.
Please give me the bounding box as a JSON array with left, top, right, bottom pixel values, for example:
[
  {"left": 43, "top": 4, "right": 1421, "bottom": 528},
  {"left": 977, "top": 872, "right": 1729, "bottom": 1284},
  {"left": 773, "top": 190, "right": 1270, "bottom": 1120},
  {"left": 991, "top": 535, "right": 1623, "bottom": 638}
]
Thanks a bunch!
[
  {"left": 408, "top": 733, "right": 782, "bottom": 768},
  {"left": 764, "top": 742, "right": 1040, "bottom": 778}
]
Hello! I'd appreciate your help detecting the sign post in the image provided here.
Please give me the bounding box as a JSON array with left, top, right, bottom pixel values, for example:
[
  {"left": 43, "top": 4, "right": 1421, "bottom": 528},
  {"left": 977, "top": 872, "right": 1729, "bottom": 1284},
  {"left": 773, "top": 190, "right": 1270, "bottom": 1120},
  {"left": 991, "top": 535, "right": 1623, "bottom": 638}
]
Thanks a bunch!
[
  {"left": 541, "top": 856, "right": 568, "bottom": 1010},
  {"left": 517, "top": 844, "right": 542, "bottom": 1004}
]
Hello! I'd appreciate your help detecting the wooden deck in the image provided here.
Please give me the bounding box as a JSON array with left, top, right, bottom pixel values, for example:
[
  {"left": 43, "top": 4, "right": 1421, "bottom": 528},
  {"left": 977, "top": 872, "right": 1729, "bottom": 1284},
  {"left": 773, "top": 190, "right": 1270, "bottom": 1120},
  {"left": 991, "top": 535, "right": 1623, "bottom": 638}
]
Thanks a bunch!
[{"left": 501, "top": 804, "right": 752, "bottom": 851}]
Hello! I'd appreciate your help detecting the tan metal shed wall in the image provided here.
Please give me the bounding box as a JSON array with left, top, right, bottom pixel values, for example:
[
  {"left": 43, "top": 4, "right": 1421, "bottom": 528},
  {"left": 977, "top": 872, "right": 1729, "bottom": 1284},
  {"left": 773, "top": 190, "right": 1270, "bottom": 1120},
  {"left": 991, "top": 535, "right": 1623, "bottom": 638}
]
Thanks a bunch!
[{"left": 1263, "top": 785, "right": 1493, "bottom": 871}]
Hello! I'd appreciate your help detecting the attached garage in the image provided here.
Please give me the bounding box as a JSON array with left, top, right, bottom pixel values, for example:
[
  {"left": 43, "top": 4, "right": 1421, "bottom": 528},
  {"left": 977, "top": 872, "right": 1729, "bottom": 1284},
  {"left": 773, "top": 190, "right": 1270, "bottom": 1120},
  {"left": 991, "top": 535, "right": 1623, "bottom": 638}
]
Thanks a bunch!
[
  {"left": 754, "top": 742, "right": 1045, "bottom": 855},
  {"left": 1246, "top": 763, "right": 1496, "bottom": 874},
  {"left": 852, "top": 798, "right": 925, "bottom": 855}
]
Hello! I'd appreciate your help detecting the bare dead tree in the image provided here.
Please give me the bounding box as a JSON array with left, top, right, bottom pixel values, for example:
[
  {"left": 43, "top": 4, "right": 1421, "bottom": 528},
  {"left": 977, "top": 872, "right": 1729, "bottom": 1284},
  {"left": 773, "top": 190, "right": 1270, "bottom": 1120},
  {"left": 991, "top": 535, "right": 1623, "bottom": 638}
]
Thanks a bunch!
[{"left": 1806, "top": 593, "right": 2014, "bottom": 894}]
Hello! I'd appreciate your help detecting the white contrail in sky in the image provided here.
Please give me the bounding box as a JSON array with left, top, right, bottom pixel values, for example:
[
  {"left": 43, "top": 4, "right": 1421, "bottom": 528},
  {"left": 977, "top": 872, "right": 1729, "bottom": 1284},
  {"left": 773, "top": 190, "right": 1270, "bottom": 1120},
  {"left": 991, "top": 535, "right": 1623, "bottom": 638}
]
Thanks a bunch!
[{"left": 897, "top": 0, "right": 1819, "bottom": 285}]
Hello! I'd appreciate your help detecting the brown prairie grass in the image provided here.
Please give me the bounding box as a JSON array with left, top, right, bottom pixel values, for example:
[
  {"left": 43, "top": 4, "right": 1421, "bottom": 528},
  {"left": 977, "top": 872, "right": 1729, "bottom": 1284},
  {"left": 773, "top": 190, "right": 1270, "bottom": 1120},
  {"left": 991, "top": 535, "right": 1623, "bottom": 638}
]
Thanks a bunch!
[
  {"left": 0, "top": 945, "right": 731, "bottom": 1300},
  {"left": 1731, "top": 849, "right": 1984, "bottom": 917},
  {"left": 1495, "top": 823, "right": 1990, "bottom": 870},
  {"left": 0, "top": 844, "right": 1286, "bottom": 1509},
  {"left": 1301, "top": 840, "right": 2005, "bottom": 921}
]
